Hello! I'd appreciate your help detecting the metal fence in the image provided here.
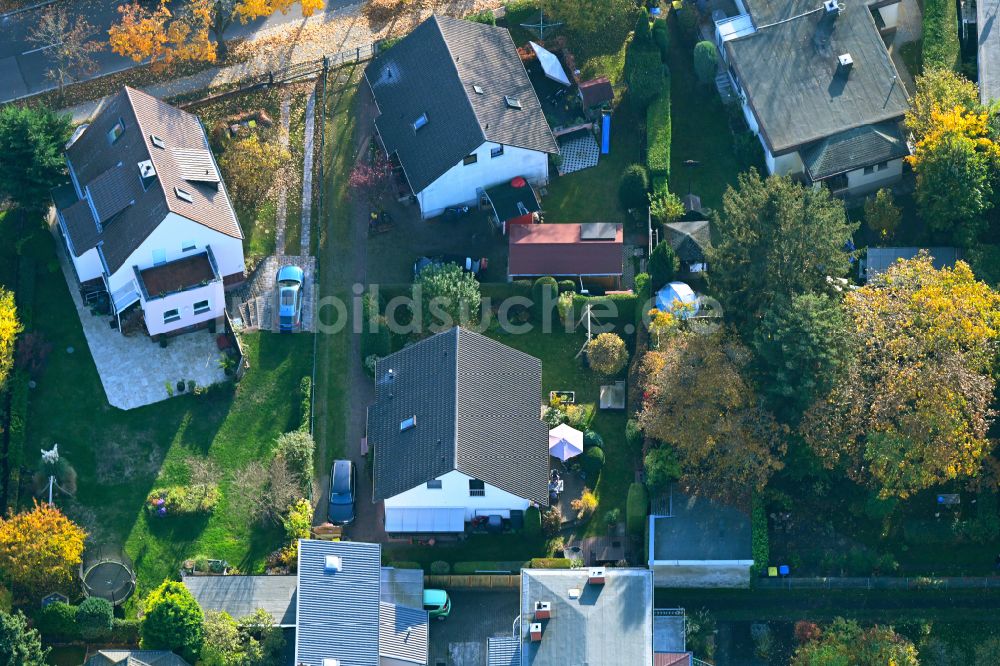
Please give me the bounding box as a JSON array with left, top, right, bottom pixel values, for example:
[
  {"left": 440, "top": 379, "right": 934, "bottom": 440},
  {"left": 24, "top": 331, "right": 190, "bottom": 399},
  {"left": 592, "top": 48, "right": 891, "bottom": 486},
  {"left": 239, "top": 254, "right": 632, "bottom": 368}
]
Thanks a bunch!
[{"left": 756, "top": 576, "right": 1000, "bottom": 590}]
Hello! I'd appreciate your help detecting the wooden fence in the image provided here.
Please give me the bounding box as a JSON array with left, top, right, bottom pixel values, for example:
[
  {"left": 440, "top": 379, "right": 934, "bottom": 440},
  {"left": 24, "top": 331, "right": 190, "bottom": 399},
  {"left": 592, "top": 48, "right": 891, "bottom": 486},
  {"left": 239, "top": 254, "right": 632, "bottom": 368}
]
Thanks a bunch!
[{"left": 425, "top": 574, "right": 520, "bottom": 589}]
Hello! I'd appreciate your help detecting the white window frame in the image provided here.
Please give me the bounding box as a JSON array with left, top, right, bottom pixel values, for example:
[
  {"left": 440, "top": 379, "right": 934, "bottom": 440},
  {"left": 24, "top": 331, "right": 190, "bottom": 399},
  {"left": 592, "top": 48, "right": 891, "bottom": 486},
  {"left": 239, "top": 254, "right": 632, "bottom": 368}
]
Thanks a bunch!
[
  {"left": 491, "top": 145, "right": 504, "bottom": 159},
  {"left": 193, "top": 300, "right": 210, "bottom": 315},
  {"left": 163, "top": 309, "right": 181, "bottom": 324}
]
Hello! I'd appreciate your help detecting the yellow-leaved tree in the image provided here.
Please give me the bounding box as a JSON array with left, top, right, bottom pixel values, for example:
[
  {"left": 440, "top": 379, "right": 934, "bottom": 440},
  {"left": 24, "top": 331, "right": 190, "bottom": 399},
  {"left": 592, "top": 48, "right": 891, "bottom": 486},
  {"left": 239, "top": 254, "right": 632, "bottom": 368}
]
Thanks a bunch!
[
  {"left": 0, "top": 501, "right": 86, "bottom": 595},
  {"left": 0, "top": 288, "right": 21, "bottom": 392},
  {"left": 802, "top": 254, "right": 1000, "bottom": 498},
  {"left": 110, "top": 0, "right": 322, "bottom": 68}
]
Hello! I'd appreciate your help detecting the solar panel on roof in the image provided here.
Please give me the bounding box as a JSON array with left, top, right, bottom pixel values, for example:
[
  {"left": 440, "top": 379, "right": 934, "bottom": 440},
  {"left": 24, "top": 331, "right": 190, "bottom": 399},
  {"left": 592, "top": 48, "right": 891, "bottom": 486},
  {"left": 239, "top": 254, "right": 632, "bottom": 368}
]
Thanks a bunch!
[{"left": 579, "top": 223, "right": 617, "bottom": 240}]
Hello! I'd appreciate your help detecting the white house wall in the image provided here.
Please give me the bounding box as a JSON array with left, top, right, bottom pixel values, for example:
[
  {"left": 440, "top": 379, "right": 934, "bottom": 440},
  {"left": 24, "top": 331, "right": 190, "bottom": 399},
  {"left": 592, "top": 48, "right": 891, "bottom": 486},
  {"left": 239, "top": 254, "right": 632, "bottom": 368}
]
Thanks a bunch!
[
  {"left": 142, "top": 280, "right": 225, "bottom": 336},
  {"left": 765, "top": 148, "right": 805, "bottom": 177},
  {"left": 105, "top": 212, "right": 244, "bottom": 293},
  {"left": 416, "top": 142, "right": 549, "bottom": 218},
  {"left": 70, "top": 247, "right": 104, "bottom": 283},
  {"left": 383, "top": 469, "right": 531, "bottom": 522},
  {"left": 844, "top": 157, "right": 904, "bottom": 193}
]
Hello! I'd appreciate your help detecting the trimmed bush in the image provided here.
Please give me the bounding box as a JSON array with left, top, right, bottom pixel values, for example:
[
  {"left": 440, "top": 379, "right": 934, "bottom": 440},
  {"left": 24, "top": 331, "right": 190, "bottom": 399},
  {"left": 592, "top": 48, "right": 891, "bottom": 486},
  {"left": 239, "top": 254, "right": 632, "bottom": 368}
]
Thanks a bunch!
[
  {"left": 146, "top": 484, "right": 221, "bottom": 516},
  {"left": 467, "top": 8, "right": 496, "bottom": 24},
  {"left": 583, "top": 430, "right": 604, "bottom": 449},
  {"left": 429, "top": 560, "right": 451, "bottom": 575},
  {"left": 625, "top": 46, "right": 667, "bottom": 109},
  {"left": 626, "top": 482, "right": 649, "bottom": 537},
  {"left": 35, "top": 601, "right": 78, "bottom": 641},
  {"left": 580, "top": 446, "right": 605, "bottom": 482},
  {"left": 557, "top": 279, "right": 576, "bottom": 293},
  {"left": 646, "top": 90, "right": 671, "bottom": 184},
  {"left": 298, "top": 376, "right": 312, "bottom": 431},
  {"left": 923, "top": 0, "right": 961, "bottom": 71},
  {"left": 527, "top": 558, "right": 573, "bottom": 569},
  {"left": 275, "top": 430, "right": 315, "bottom": 485},
  {"left": 693, "top": 41, "right": 719, "bottom": 84},
  {"left": 532, "top": 276, "right": 559, "bottom": 322},
  {"left": 452, "top": 561, "right": 526, "bottom": 574},
  {"left": 110, "top": 618, "right": 141, "bottom": 644},
  {"left": 652, "top": 18, "right": 669, "bottom": 60},
  {"left": 76, "top": 597, "right": 113, "bottom": 641},
  {"left": 619, "top": 163, "right": 650, "bottom": 210},
  {"left": 648, "top": 240, "right": 679, "bottom": 289},
  {"left": 751, "top": 495, "right": 769, "bottom": 575},
  {"left": 524, "top": 506, "right": 542, "bottom": 538},
  {"left": 634, "top": 7, "right": 651, "bottom": 43},
  {"left": 387, "top": 561, "right": 422, "bottom": 569}
]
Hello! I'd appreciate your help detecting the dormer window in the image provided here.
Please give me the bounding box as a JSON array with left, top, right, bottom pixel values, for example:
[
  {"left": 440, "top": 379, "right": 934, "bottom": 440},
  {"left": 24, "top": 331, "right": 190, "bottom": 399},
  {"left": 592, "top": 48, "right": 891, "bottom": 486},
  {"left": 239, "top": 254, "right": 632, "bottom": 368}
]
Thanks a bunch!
[
  {"left": 504, "top": 96, "right": 522, "bottom": 109},
  {"left": 412, "top": 113, "right": 428, "bottom": 131},
  {"left": 107, "top": 119, "right": 125, "bottom": 145}
]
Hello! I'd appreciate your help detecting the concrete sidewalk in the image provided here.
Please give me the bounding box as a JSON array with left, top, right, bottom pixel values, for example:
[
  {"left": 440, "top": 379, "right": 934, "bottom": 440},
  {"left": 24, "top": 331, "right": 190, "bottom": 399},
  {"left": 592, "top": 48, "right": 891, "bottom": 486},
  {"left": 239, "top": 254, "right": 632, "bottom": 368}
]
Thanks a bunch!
[{"left": 59, "top": 0, "right": 500, "bottom": 123}]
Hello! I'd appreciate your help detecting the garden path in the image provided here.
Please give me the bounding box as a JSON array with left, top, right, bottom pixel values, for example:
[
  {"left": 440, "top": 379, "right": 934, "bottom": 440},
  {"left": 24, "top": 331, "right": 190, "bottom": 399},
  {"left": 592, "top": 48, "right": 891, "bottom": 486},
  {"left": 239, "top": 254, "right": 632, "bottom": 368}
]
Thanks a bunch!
[
  {"left": 274, "top": 92, "right": 292, "bottom": 256},
  {"left": 300, "top": 90, "right": 317, "bottom": 256}
]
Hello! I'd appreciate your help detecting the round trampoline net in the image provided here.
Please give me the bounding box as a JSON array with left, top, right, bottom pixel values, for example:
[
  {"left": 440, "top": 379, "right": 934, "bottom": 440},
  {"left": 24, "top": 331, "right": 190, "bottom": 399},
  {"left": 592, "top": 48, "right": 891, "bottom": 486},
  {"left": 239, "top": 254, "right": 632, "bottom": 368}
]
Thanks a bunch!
[{"left": 80, "top": 545, "right": 136, "bottom": 605}]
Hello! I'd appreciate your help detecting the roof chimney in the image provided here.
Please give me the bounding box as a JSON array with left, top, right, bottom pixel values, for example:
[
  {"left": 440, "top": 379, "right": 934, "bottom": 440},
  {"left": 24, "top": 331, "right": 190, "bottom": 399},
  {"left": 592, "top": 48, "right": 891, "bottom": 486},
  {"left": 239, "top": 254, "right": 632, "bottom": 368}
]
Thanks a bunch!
[
  {"left": 837, "top": 53, "right": 853, "bottom": 76},
  {"left": 588, "top": 567, "right": 606, "bottom": 585},
  {"left": 823, "top": 0, "right": 840, "bottom": 13},
  {"left": 533, "top": 601, "right": 551, "bottom": 620},
  {"left": 529, "top": 622, "right": 543, "bottom": 641}
]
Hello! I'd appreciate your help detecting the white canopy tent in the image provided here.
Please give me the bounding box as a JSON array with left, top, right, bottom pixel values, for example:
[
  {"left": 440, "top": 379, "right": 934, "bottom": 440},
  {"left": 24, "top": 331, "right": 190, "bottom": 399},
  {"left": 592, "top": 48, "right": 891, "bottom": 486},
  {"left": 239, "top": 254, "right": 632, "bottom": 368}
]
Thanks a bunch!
[
  {"left": 548, "top": 423, "right": 584, "bottom": 461},
  {"left": 530, "top": 41, "right": 571, "bottom": 86}
]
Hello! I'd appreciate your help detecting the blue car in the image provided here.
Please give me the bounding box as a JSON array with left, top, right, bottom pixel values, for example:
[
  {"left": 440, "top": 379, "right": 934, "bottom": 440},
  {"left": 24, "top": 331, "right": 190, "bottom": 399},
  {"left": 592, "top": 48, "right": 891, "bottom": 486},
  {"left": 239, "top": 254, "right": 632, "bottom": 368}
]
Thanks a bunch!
[{"left": 277, "top": 265, "right": 304, "bottom": 332}]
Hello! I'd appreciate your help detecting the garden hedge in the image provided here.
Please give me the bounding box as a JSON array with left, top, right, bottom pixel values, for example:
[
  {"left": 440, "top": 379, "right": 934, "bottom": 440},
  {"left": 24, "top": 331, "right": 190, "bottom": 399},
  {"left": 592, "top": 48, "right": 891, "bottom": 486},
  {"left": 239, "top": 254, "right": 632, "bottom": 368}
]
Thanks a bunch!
[
  {"left": 626, "top": 482, "right": 649, "bottom": 537},
  {"left": 581, "top": 446, "right": 605, "bottom": 482},
  {"left": 923, "top": 0, "right": 961, "bottom": 71},
  {"left": 647, "top": 89, "right": 672, "bottom": 188},
  {"left": 430, "top": 560, "right": 451, "bottom": 575},
  {"left": 583, "top": 430, "right": 604, "bottom": 450},
  {"left": 569, "top": 293, "right": 639, "bottom": 333},
  {"left": 524, "top": 506, "right": 542, "bottom": 538},
  {"left": 35, "top": 601, "right": 78, "bottom": 642},
  {"left": 452, "top": 561, "right": 527, "bottom": 574},
  {"left": 751, "top": 494, "right": 769, "bottom": 575},
  {"left": 625, "top": 47, "right": 667, "bottom": 109},
  {"left": 298, "top": 375, "right": 312, "bottom": 431},
  {"left": 652, "top": 18, "right": 669, "bottom": 61},
  {"left": 528, "top": 558, "right": 573, "bottom": 569},
  {"left": 480, "top": 281, "right": 533, "bottom": 301},
  {"left": 76, "top": 597, "right": 113, "bottom": 640}
]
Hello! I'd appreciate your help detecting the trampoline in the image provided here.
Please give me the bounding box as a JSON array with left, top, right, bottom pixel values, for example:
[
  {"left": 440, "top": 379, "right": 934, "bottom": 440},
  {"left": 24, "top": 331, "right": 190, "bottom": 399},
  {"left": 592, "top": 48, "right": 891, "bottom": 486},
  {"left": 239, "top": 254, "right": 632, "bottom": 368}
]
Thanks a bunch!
[{"left": 80, "top": 545, "right": 136, "bottom": 606}]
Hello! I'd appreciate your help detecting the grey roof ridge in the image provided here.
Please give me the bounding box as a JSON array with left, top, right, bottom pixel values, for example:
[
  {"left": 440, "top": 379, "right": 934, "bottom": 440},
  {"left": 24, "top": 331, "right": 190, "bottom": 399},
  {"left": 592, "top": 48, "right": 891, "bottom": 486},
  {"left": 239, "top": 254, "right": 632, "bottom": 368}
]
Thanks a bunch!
[
  {"left": 431, "top": 16, "right": 488, "bottom": 151},
  {"left": 123, "top": 86, "right": 170, "bottom": 219},
  {"left": 492, "top": 22, "right": 560, "bottom": 154},
  {"left": 452, "top": 326, "right": 461, "bottom": 471},
  {"left": 728, "top": 5, "right": 910, "bottom": 153}
]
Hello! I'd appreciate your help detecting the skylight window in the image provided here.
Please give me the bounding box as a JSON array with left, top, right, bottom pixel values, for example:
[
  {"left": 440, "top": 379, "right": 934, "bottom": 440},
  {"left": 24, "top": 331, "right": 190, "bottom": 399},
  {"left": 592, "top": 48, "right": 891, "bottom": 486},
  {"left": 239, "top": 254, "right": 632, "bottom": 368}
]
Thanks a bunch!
[
  {"left": 504, "top": 96, "right": 522, "bottom": 109},
  {"left": 412, "top": 113, "right": 428, "bottom": 131},
  {"left": 400, "top": 415, "right": 416, "bottom": 431},
  {"left": 473, "top": 85, "right": 484, "bottom": 94},
  {"left": 150, "top": 134, "right": 165, "bottom": 148},
  {"left": 174, "top": 187, "right": 193, "bottom": 203},
  {"left": 107, "top": 119, "right": 125, "bottom": 145}
]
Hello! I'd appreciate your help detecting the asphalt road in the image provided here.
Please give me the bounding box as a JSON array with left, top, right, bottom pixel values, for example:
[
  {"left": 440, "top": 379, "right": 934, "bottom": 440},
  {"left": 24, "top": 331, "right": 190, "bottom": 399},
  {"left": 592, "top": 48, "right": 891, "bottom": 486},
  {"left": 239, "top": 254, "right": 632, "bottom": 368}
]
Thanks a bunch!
[{"left": 0, "top": 0, "right": 348, "bottom": 102}]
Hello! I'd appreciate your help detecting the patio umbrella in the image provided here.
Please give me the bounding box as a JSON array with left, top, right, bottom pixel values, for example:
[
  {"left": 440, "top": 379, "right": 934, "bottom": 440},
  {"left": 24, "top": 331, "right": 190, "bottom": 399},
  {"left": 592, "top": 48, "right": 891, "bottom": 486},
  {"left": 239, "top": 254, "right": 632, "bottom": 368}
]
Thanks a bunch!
[
  {"left": 530, "top": 42, "right": 571, "bottom": 86},
  {"left": 548, "top": 423, "right": 584, "bottom": 462}
]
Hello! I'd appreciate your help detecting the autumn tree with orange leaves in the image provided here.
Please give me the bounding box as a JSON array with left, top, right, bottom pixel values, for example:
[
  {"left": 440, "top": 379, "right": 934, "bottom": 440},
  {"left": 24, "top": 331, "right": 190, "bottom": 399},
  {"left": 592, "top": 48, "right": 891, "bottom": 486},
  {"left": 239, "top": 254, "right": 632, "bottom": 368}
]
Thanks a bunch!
[
  {"left": 110, "top": 0, "right": 323, "bottom": 68},
  {"left": 802, "top": 254, "right": 1000, "bottom": 499},
  {"left": 0, "top": 502, "right": 86, "bottom": 595}
]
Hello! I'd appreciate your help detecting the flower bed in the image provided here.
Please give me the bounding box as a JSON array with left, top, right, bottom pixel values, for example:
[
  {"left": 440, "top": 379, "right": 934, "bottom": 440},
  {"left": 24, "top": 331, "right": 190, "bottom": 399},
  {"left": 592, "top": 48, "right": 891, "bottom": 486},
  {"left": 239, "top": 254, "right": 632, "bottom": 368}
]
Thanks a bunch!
[{"left": 146, "top": 484, "right": 221, "bottom": 517}]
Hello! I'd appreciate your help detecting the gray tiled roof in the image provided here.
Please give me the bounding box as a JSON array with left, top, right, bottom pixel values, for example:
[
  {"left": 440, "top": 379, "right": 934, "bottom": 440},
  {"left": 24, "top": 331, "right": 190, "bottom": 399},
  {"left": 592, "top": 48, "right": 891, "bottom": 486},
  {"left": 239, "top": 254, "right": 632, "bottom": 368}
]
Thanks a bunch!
[
  {"left": 863, "top": 247, "right": 961, "bottom": 280},
  {"left": 726, "top": 6, "right": 909, "bottom": 153},
  {"left": 369, "top": 327, "right": 549, "bottom": 505},
  {"left": 379, "top": 602, "right": 430, "bottom": 664},
  {"left": 61, "top": 87, "right": 242, "bottom": 273},
  {"left": 979, "top": 0, "right": 1000, "bottom": 104},
  {"left": 520, "top": 568, "right": 654, "bottom": 666},
  {"left": 85, "top": 650, "right": 190, "bottom": 666},
  {"left": 802, "top": 122, "right": 909, "bottom": 180},
  {"left": 183, "top": 575, "right": 297, "bottom": 626},
  {"left": 295, "top": 540, "right": 381, "bottom": 666},
  {"left": 365, "top": 15, "right": 558, "bottom": 194},
  {"left": 664, "top": 221, "right": 711, "bottom": 264}
]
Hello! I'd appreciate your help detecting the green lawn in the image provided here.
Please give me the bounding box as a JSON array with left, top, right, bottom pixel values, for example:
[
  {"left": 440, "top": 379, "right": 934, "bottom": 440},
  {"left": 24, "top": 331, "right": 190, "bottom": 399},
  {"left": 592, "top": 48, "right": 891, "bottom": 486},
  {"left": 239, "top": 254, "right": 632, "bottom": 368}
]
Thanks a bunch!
[
  {"left": 486, "top": 328, "right": 639, "bottom": 538},
  {"left": 544, "top": 99, "right": 644, "bottom": 225},
  {"left": 667, "top": 17, "right": 747, "bottom": 211},
  {"left": 0, "top": 215, "right": 313, "bottom": 597}
]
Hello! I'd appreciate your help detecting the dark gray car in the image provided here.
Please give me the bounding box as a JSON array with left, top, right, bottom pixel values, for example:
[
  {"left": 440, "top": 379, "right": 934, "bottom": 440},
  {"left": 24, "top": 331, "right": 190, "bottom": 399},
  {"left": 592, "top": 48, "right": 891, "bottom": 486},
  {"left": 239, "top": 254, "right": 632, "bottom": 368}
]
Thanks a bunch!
[{"left": 328, "top": 460, "right": 356, "bottom": 525}]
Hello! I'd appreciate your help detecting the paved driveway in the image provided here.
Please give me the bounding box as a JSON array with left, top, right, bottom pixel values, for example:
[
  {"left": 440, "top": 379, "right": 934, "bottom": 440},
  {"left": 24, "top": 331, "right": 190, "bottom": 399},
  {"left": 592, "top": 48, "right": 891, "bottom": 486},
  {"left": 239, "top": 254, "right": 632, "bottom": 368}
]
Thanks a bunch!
[{"left": 429, "top": 590, "right": 520, "bottom": 666}]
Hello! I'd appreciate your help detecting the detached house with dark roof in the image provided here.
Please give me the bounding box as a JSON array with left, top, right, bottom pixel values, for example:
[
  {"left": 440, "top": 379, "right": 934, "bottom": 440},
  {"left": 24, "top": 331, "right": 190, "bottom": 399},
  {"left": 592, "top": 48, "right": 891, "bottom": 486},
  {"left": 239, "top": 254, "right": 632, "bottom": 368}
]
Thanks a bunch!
[
  {"left": 368, "top": 327, "right": 549, "bottom": 534},
  {"left": 365, "top": 15, "right": 559, "bottom": 219},
  {"left": 716, "top": 0, "right": 910, "bottom": 195},
  {"left": 53, "top": 87, "right": 244, "bottom": 337}
]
